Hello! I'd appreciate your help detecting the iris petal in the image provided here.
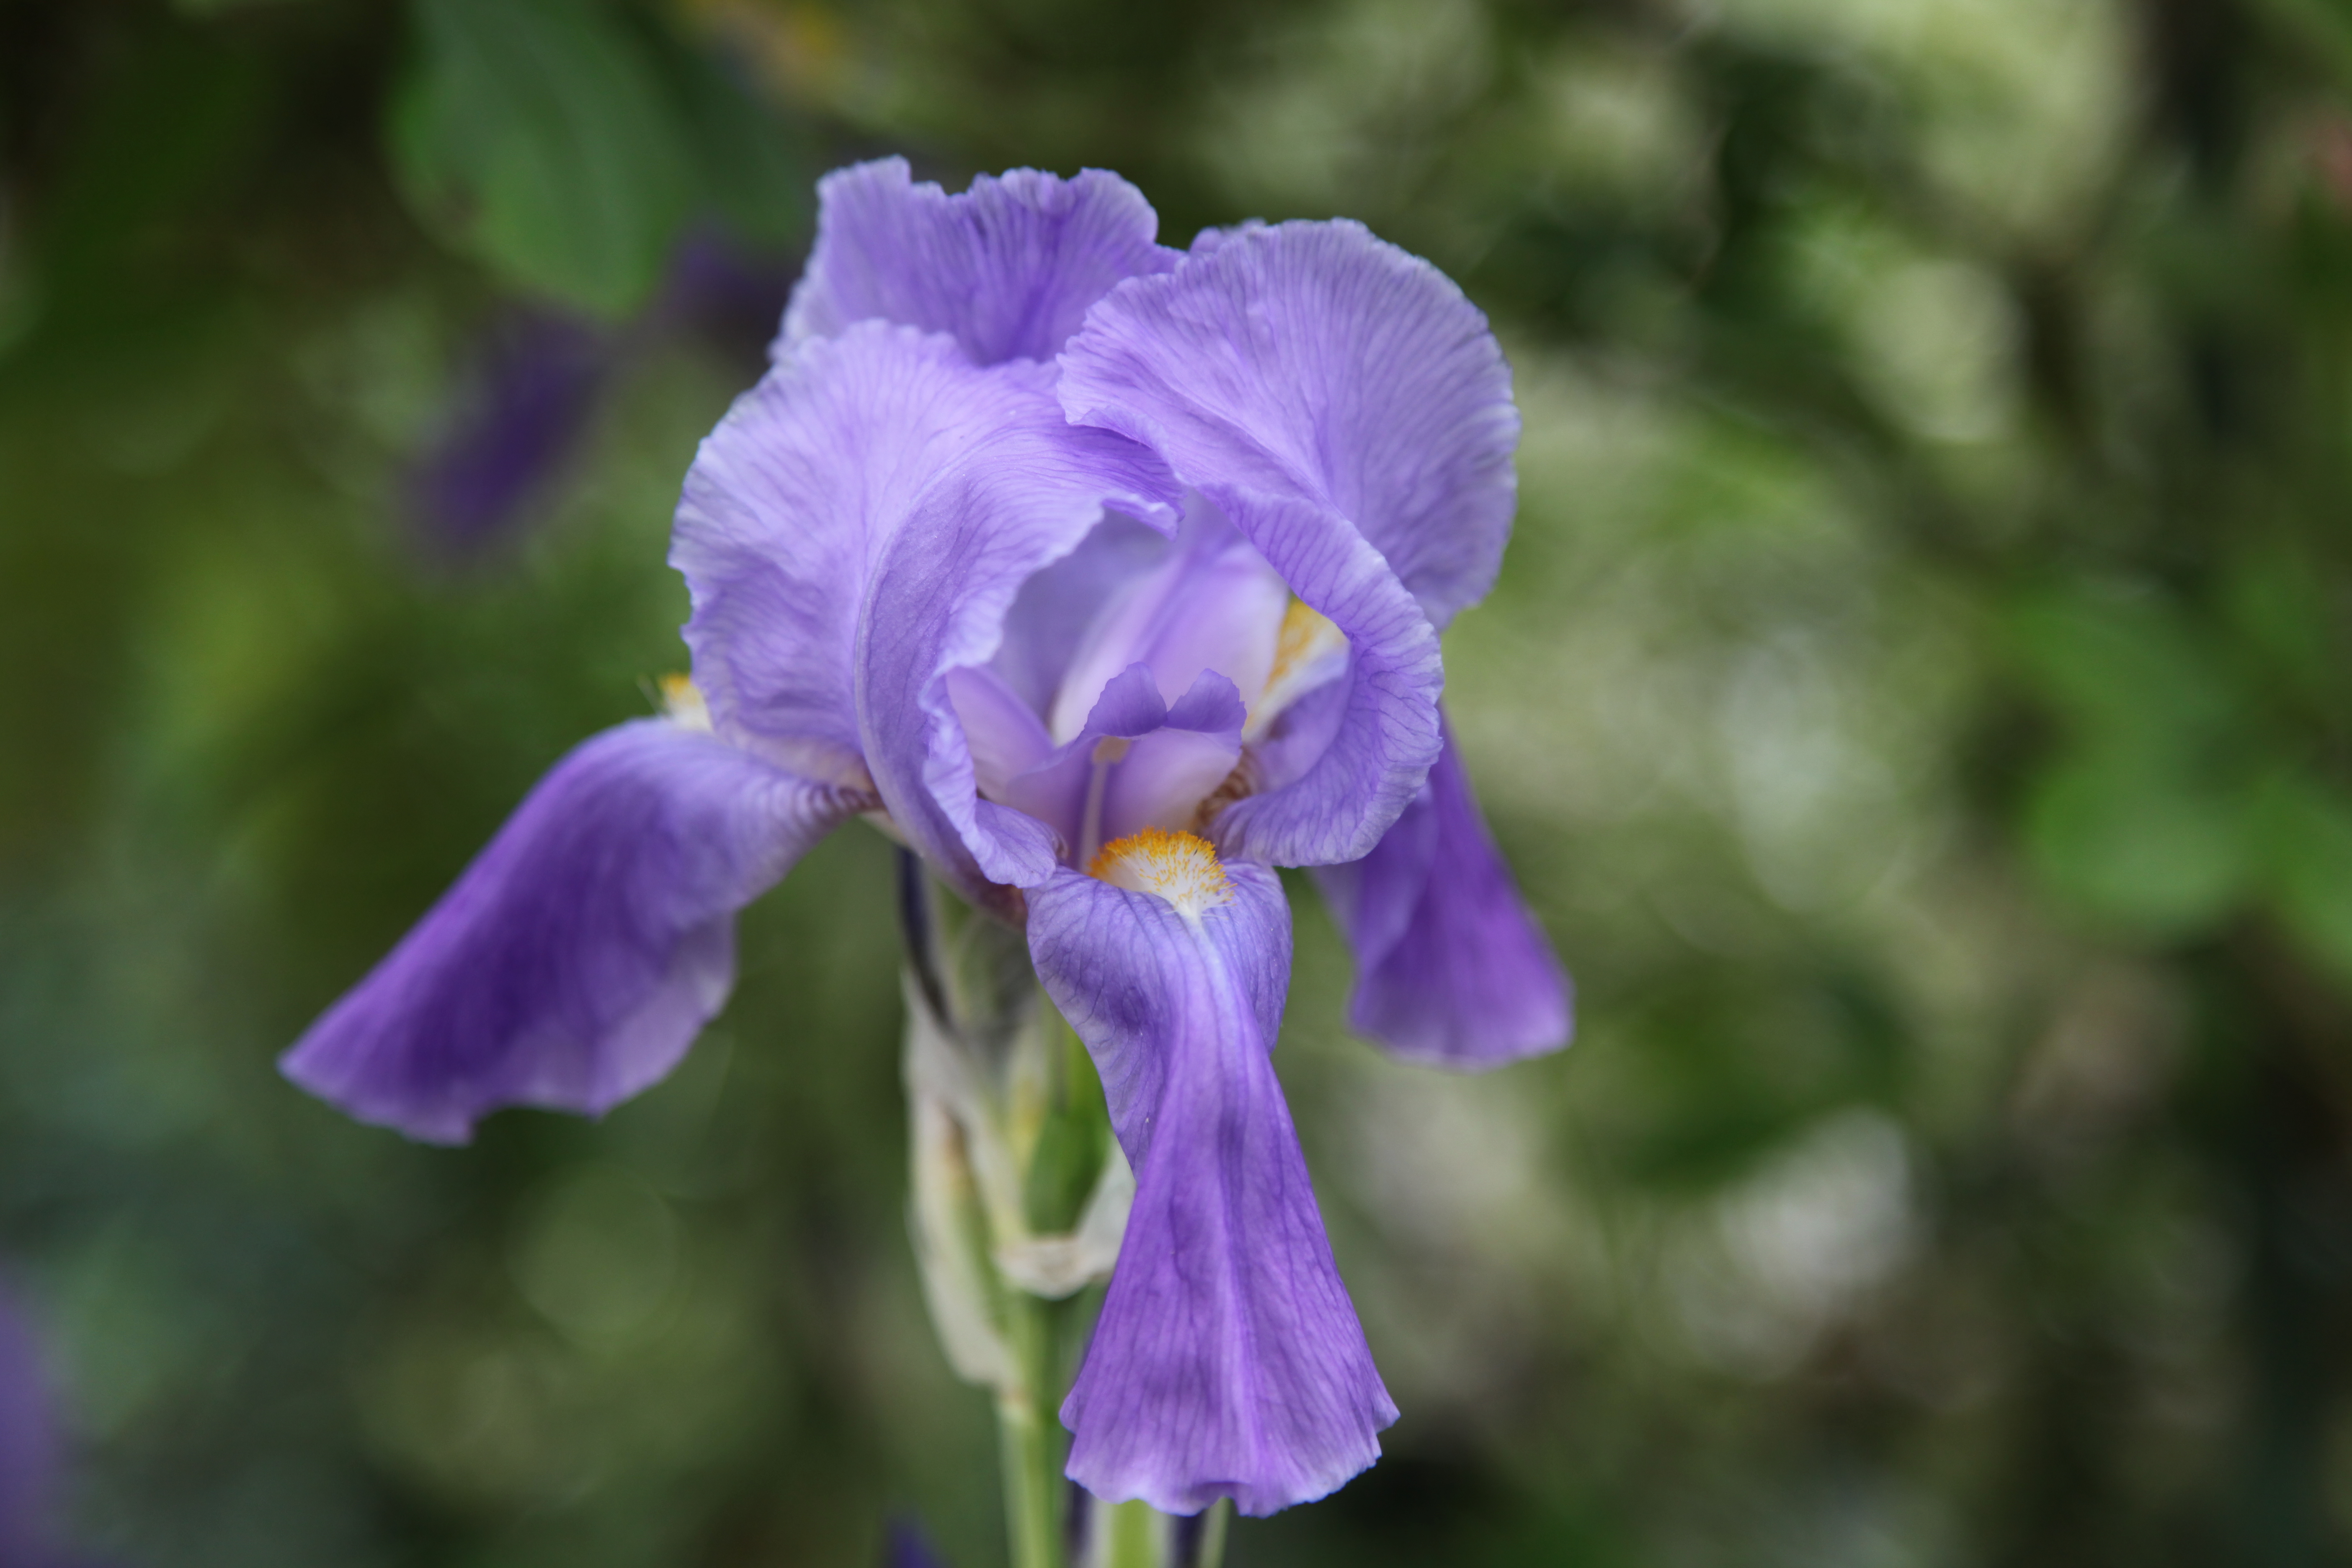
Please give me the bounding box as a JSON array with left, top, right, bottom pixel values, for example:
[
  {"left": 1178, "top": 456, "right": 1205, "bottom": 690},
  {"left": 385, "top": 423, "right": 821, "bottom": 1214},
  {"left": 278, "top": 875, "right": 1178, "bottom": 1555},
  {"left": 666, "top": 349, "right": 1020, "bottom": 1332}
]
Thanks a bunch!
[
  {"left": 1061, "top": 220, "right": 1518, "bottom": 630},
  {"left": 1045, "top": 495, "right": 1286, "bottom": 745},
  {"left": 672, "top": 321, "right": 1181, "bottom": 896},
  {"left": 944, "top": 663, "right": 1054, "bottom": 799},
  {"left": 781, "top": 157, "right": 1176, "bottom": 366},
  {"left": 1061, "top": 221, "right": 1522, "bottom": 865},
  {"left": 1312, "top": 716, "right": 1572, "bottom": 1066},
  {"left": 280, "top": 720, "right": 866, "bottom": 1144},
  {"left": 990, "top": 510, "right": 1172, "bottom": 718},
  {"left": 997, "top": 666, "right": 1244, "bottom": 860},
  {"left": 1028, "top": 863, "right": 1396, "bottom": 1517}
]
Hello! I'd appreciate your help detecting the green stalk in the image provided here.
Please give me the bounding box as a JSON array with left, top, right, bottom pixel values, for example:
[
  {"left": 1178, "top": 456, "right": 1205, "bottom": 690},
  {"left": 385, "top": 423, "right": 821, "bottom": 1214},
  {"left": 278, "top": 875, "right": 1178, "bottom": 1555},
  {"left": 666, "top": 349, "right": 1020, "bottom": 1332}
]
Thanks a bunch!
[
  {"left": 996, "top": 1288, "right": 1066, "bottom": 1568},
  {"left": 1096, "top": 1498, "right": 1159, "bottom": 1566},
  {"left": 1085, "top": 1494, "right": 1231, "bottom": 1567},
  {"left": 1194, "top": 1501, "right": 1230, "bottom": 1568}
]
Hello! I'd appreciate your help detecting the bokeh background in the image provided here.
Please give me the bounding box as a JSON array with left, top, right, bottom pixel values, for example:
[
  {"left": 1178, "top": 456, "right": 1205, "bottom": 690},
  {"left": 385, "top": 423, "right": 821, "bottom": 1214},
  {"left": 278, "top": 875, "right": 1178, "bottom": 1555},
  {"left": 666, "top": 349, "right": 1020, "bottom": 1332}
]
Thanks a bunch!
[{"left": 6, "top": 0, "right": 2352, "bottom": 1562}]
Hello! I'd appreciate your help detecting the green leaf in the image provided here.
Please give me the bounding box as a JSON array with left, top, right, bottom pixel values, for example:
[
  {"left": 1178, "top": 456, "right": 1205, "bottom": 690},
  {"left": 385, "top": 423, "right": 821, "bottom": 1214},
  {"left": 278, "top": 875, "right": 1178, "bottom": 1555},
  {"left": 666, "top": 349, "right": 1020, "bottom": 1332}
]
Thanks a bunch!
[
  {"left": 2005, "top": 584, "right": 2242, "bottom": 758},
  {"left": 651, "top": 37, "right": 810, "bottom": 252},
  {"left": 1021, "top": 1012, "right": 1112, "bottom": 1234},
  {"left": 389, "top": 0, "right": 695, "bottom": 319},
  {"left": 2223, "top": 540, "right": 2335, "bottom": 701},
  {"left": 2023, "top": 748, "right": 2251, "bottom": 936},
  {"left": 2255, "top": 771, "right": 2352, "bottom": 988}
]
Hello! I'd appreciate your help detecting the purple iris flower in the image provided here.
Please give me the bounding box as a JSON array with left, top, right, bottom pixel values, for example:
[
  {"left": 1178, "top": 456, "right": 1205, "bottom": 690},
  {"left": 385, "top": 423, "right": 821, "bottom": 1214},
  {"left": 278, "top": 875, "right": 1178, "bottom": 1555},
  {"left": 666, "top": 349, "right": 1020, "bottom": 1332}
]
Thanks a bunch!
[
  {"left": 0, "top": 1289, "right": 62, "bottom": 1568},
  {"left": 882, "top": 1518, "right": 948, "bottom": 1568},
  {"left": 408, "top": 308, "right": 614, "bottom": 559},
  {"left": 284, "top": 158, "right": 1571, "bottom": 1515}
]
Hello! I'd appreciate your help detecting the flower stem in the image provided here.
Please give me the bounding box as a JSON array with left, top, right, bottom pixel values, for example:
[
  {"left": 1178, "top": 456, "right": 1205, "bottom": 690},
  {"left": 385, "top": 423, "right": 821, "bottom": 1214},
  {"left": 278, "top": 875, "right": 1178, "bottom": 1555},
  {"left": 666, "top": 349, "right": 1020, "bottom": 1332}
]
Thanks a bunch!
[
  {"left": 1190, "top": 1501, "right": 1231, "bottom": 1568},
  {"left": 1095, "top": 1498, "right": 1159, "bottom": 1566},
  {"left": 997, "top": 1287, "right": 1067, "bottom": 1568},
  {"left": 1081, "top": 1496, "right": 1230, "bottom": 1568}
]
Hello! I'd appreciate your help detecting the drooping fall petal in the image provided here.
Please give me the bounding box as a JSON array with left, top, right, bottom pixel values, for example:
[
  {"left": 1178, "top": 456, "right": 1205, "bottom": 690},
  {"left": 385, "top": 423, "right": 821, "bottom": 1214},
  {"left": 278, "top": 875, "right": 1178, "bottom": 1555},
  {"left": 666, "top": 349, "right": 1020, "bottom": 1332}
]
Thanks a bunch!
[
  {"left": 1312, "top": 716, "right": 1571, "bottom": 1066},
  {"left": 1028, "top": 855, "right": 1395, "bottom": 1516},
  {"left": 281, "top": 720, "right": 867, "bottom": 1143}
]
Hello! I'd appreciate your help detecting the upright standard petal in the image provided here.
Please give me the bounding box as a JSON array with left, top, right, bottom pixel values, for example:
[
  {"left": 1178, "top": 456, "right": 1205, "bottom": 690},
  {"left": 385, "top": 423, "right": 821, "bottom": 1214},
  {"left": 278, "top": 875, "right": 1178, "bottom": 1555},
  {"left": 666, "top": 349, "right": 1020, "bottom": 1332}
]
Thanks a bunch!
[
  {"left": 848, "top": 371, "right": 1182, "bottom": 892},
  {"left": 281, "top": 720, "right": 868, "bottom": 1144},
  {"left": 1312, "top": 717, "right": 1571, "bottom": 1067},
  {"left": 1062, "top": 221, "right": 1526, "bottom": 866},
  {"left": 673, "top": 322, "right": 1179, "bottom": 896},
  {"left": 781, "top": 157, "right": 1176, "bottom": 366},
  {"left": 1028, "top": 853, "right": 1395, "bottom": 1517},
  {"left": 1062, "top": 221, "right": 1518, "bottom": 630}
]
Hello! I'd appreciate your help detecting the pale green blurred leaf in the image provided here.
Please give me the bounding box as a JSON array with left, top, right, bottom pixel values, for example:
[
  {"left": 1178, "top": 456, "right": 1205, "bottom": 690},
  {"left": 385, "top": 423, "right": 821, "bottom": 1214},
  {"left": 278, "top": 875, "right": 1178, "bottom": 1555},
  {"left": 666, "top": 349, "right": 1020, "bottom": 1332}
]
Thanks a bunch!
[
  {"left": 2223, "top": 539, "right": 2335, "bottom": 699},
  {"left": 661, "top": 40, "right": 810, "bottom": 251},
  {"left": 389, "top": 0, "right": 694, "bottom": 318},
  {"left": 2006, "top": 585, "right": 2242, "bottom": 757},
  {"left": 2023, "top": 749, "right": 2251, "bottom": 935},
  {"left": 2255, "top": 771, "right": 2352, "bottom": 985}
]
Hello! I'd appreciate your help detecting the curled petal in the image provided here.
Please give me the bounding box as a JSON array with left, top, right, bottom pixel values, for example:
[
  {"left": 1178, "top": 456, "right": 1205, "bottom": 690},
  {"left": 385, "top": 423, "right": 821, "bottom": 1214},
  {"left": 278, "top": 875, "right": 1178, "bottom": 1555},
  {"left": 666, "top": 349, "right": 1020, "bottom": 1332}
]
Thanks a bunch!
[
  {"left": 1062, "top": 221, "right": 1517, "bottom": 629},
  {"left": 993, "top": 666, "right": 1243, "bottom": 859},
  {"left": 1200, "top": 487, "right": 1441, "bottom": 866},
  {"left": 1060, "top": 222, "right": 1515, "bottom": 864},
  {"left": 281, "top": 721, "right": 864, "bottom": 1144},
  {"left": 781, "top": 157, "right": 1176, "bottom": 366},
  {"left": 851, "top": 387, "right": 1183, "bottom": 891},
  {"left": 1029, "top": 864, "right": 1395, "bottom": 1516},
  {"left": 1312, "top": 718, "right": 1572, "bottom": 1066},
  {"left": 1044, "top": 494, "right": 1287, "bottom": 745},
  {"left": 672, "top": 322, "right": 1180, "bottom": 895},
  {"left": 990, "top": 510, "right": 1171, "bottom": 718}
]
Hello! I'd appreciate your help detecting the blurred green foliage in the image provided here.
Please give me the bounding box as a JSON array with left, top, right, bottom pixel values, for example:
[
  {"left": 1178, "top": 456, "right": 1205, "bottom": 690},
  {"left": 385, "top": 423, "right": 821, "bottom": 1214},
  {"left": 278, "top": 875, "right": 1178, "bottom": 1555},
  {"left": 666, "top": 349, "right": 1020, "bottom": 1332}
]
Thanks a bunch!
[{"left": 9, "top": 0, "right": 2352, "bottom": 1563}]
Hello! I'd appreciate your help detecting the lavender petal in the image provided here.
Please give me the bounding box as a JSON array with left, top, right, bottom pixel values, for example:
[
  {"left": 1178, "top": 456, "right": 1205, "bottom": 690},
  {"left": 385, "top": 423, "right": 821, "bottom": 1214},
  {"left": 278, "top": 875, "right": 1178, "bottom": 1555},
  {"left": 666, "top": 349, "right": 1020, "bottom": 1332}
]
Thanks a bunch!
[
  {"left": 1029, "top": 864, "right": 1397, "bottom": 1517},
  {"left": 281, "top": 720, "right": 866, "bottom": 1144},
  {"left": 1060, "top": 221, "right": 1527, "bottom": 865},
  {"left": 996, "top": 666, "right": 1244, "bottom": 857},
  {"left": 781, "top": 157, "right": 1176, "bottom": 366},
  {"left": 671, "top": 321, "right": 1180, "bottom": 897},
  {"left": 1062, "top": 220, "right": 1518, "bottom": 631},
  {"left": 1312, "top": 717, "right": 1571, "bottom": 1066},
  {"left": 1043, "top": 493, "right": 1287, "bottom": 744},
  {"left": 988, "top": 510, "right": 1171, "bottom": 718}
]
